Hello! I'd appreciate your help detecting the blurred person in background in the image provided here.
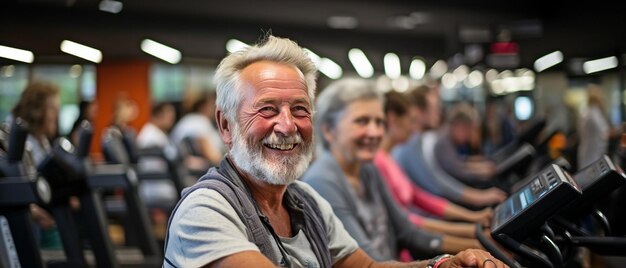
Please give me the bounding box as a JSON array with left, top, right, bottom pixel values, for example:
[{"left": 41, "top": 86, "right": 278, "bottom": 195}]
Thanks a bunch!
[
  {"left": 303, "top": 78, "right": 483, "bottom": 262},
  {"left": 482, "top": 99, "right": 510, "bottom": 155},
  {"left": 393, "top": 86, "right": 506, "bottom": 209},
  {"left": 433, "top": 102, "right": 497, "bottom": 186},
  {"left": 170, "top": 90, "right": 224, "bottom": 166},
  {"left": 10, "top": 81, "right": 62, "bottom": 249},
  {"left": 577, "top": 84, "right": 611, "bottom": 169},
  {"left": 68, "top": 100, "right": 98, "bottom": 147},
  {"left": 136, "top": 102, "right": 176, "bottom": 149},
  {"left": 101, "top": 94, "right": 140, "bottom": 164},
  {"left": 376, "top": 91, "right": 493, "bottom": 237}
]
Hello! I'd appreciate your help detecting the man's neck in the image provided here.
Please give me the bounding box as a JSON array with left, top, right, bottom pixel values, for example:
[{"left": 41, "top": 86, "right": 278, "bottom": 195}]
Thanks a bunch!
[{"left": 235, "top": 166, "right": 288, "bottom": 214}]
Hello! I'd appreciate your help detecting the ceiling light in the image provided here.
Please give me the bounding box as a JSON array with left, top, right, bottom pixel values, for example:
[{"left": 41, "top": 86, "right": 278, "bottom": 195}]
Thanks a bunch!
[
  {"left": 464, "top": 70, "right": 483, "bottom": 88},
  {"left": 384, "top": 53, "right": 401, "bottom": 79},
  {"left": 441, "top": 73, "right": 457, "bottom": 89},
  {"left": 409, "top": 58, "right": 426, "bottom": 80},
  {"left": 99, "top": 0, "right": 123, "bottom": 14},
  {"left": 485, "top": 69, "right": 498, "bottom": 83},
  {"left": 348, "top": 48, "right": 374, "bottom": 78},
  {"left": 534, "top": 51, "right": 563, "bottom": 72},
  {"left": 141, "top": 39, "right": 181, "bottom": 64},
  {"left": 319, "top": 58, "right": 343, "bottom": 79},
  {"left": 327, "top": 16, "right": 358, "bottom": 29},
  {"left": 453, "top": 65, "right": 469, "bottom": 82},
  {"left": 304, "top": 48, "right": 321, "bottom": 68},
  {"left": 391, "top": 76, "right": 410, "bottom": 92},
  {"left": 583, "top": 56, "right": 618, "bottom": 74},
  {"left": 226, "top": 39, "right": 249, "bottom": 54},
  {"left": 0, "top": 45, "right": 34, "bottom": 63},
  {"left": 60, "top": 40, "right": 102, "bottom": 63},
  {"left": 429, "top": 60, "right": 447, "bottom": 79}
]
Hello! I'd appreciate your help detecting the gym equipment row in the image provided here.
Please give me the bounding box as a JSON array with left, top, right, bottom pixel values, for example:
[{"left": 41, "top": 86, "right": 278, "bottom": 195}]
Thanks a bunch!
[
  {"left": 476, "top": 155, "right": 626, "bottom": 268},
  {"left": 0, "top": 119, "right": 164, "bottom": 268}
]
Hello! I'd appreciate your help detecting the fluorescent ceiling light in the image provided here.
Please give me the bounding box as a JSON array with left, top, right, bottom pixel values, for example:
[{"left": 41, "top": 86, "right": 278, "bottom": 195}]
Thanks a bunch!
[
  {"left": 348, "top": 48, "right": 374, "bottom": 78},
  {"left": 141, "top": 39, "right": 181, "bottom": 64},
  {"left": 583, "top": 56, "right": 618, "bottom": 74},
  {"left": 304, "top": 48, "right": 321, "bottom": 68},
  {"left": 226, "top": 39, "right": 249, "bottom": 54},
  {"left": 99, "top": 0, "right": 123, "bottom": 14},
  {"left": 319, "top": 58, "right": 343, "bottom": 79},
  {"left": 441, "top": 73, "right": 457, "bottom": 89},
  {"left": 534, "top": 51, "right": 563, "bottom": 72},
  {"left": 409, "top": 58, "right": 425, "bottom": 80},
  {"left": 0, "top": 45, "right": 34, "bottom": 63},
  {"left": 429, "top": 60, "right": 447, "bottom": 79},
  {"left": 327, "top": 16, "right": 358, "bottom": 29},
  {"left": 60, "top": 40, "right": 102, "bottom": 63},
  {"left": 384, "top": 53, "right": 401, "bottom": 79},
  {"left": 464, "top": 70, "right": 483, "bottom": 88},
  {"left": 453, "top": 65, "right": 469, "bottom": 82}
]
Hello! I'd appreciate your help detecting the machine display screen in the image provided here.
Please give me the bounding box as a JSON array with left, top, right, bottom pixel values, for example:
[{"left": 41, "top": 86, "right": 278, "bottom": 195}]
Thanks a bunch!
[{"left": 493, "top": 174, "right": 559, "bottom": 229}]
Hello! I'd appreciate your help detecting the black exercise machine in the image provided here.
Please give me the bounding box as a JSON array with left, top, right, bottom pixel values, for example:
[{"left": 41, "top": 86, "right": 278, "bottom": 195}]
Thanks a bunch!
[
  {"left": 0, "top": 118, "right": 52, "bottom": 268},
  {"left": 477, "top": 155, "right": 626, "bottom": 267}
]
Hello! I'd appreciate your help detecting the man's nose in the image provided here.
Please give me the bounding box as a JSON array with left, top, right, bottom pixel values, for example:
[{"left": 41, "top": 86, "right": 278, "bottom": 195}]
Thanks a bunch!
[{"left": 274, "top": 108, "right": 297, "bottom": 136}]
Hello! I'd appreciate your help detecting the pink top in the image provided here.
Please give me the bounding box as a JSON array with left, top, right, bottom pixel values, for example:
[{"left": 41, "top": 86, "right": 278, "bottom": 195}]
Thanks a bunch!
[{"left": 373, "top": 150, "right": 448, "bottom": 226}]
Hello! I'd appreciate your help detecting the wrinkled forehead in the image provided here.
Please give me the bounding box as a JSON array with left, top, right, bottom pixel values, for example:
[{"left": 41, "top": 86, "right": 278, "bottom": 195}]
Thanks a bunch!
[{"left": 239, "top": 61, "right": 307, "bottom": 90}]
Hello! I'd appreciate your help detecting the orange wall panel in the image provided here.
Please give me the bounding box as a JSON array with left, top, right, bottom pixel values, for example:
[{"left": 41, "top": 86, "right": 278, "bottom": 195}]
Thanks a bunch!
[{"left": 92, "top": 60, "right": 151, "bottom": 160}]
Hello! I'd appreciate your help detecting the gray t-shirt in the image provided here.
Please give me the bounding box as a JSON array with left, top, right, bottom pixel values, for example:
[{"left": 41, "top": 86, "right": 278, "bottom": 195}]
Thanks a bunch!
[
  {"left": 303, "top": 152, "right": 443, "bottom": 261},
  {"left": 163, "top": 181, "right": 358, "bottom": 267}
]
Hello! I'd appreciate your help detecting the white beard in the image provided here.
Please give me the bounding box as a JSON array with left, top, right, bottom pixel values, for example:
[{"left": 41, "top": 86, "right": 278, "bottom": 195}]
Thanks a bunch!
[{"left": 229, "top": 124, "right": 314, "bottom": 185}]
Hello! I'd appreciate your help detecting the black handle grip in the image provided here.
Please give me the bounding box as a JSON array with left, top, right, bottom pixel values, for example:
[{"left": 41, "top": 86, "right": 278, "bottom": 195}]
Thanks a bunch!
[
  {"left": 76, "top": 120, "right": 93, "bottom": 159},
  {"left": 475, "top": 223, "right": 522, "bottom": 268},
  {"left": 8, "top": 117, "right": 29, "bottom": 163}
]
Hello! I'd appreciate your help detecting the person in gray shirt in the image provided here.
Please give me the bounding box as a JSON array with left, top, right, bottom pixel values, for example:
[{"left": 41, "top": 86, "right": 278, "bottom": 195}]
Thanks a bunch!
[
  {"left": 164, "top": 35, "right": 506, "bottom": 268},
  {"left": 303, "top": 78, "right": 489, "bottom": 262},
  {"left": 393, "top": 86, "right": 506, "bottom": 209}
]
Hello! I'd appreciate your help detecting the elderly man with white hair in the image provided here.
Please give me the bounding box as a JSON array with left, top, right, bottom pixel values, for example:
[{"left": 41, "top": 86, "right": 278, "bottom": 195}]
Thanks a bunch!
[{"left": 163, "top": 35, "right": 506, "bottom": 268}]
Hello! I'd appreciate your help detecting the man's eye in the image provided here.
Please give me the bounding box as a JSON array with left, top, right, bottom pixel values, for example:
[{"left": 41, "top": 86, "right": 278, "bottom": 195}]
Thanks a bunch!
[
  {"left": 292, "top": 106, "right": 309, "bottom": 115},
  {"left": 259, "top": 107, "right": 277, "bottom": 115}
]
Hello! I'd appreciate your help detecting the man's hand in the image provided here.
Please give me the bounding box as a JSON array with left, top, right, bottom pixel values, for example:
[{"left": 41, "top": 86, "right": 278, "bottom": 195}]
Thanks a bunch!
[{"left": 440, "top": 249, "right": 508, "bottom": 268}]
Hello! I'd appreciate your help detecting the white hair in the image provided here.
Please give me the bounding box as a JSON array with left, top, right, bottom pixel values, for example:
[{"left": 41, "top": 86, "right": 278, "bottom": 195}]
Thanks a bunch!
[
  {"left": 315, "top": 77, "right": 382, "bottom": 151},
  {"left": 214, "top": 35, "right": 318, "bottom": 123}
]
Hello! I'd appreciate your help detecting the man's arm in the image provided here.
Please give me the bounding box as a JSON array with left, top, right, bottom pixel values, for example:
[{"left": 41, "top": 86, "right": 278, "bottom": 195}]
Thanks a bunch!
[
  {"left": 205, "top": 251, "right": 276, "bottom": 268},
  {"left": 336, "top": 248, "right": 507, "bottom": 268}
]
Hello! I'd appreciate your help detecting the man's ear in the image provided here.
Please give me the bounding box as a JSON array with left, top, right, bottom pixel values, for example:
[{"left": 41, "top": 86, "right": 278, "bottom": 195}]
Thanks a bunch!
[{"left": 216, "top": 109, "right": 233, "bottom": 146}]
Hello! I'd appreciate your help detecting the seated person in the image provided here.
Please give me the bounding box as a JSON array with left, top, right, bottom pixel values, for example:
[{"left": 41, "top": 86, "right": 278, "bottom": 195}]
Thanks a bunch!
[
  {"left": 393, "top": 86, "right": 506, "bottom": 208},
  {"left": 434, "top": 103, "right": 497, "bottom": 186},
  {"left": 136, "top": 102, "right": 176, "bottom": 150},
  {"left": 377, "top": 91, "right": 493, "bottom": 236},
  {"left": 163, "top": 35, "right": 505, "bottom": 268},
  {"left": 9, "top": 81, "right": 63, "bottom": 249},
  {"left": 136, "top": 102, "right": 179, "bottom": 208},
  {"left": 302, "top": 77, "right": 484, "bottom": 262},
  {"left": 101, "top": 94, "right": 139, "bottom": 164},
  {"left": 68, "top": 100, "right": 98, "bottom": 147},
  {"left": 170, "top": 89, "right": 224, "bottom": 166}
]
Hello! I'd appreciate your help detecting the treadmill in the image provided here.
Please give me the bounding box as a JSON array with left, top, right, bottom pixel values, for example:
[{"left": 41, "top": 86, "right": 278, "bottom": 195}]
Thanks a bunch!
[{"left": 477, "top": 164, "right": 582, "bottom": 268}]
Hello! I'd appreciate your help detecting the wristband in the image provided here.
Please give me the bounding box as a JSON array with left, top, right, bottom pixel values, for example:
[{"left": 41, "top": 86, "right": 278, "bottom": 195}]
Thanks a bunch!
[{"left": 426, "top": 254, "right": 453, "bottom": 268}]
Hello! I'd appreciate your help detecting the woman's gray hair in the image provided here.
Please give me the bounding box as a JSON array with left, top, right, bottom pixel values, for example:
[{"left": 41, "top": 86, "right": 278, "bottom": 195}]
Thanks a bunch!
[
  {"left": 315, "top": 77, "right": 382, "bottom": 150},
  {"left": 214, "top": 35, "right": 318, "bottom": 123}
]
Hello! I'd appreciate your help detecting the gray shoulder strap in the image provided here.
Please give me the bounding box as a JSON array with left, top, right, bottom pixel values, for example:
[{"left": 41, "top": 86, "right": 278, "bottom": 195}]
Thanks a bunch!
[{"left": 163, "top": 168, "right": 278, "bottom": 265}]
